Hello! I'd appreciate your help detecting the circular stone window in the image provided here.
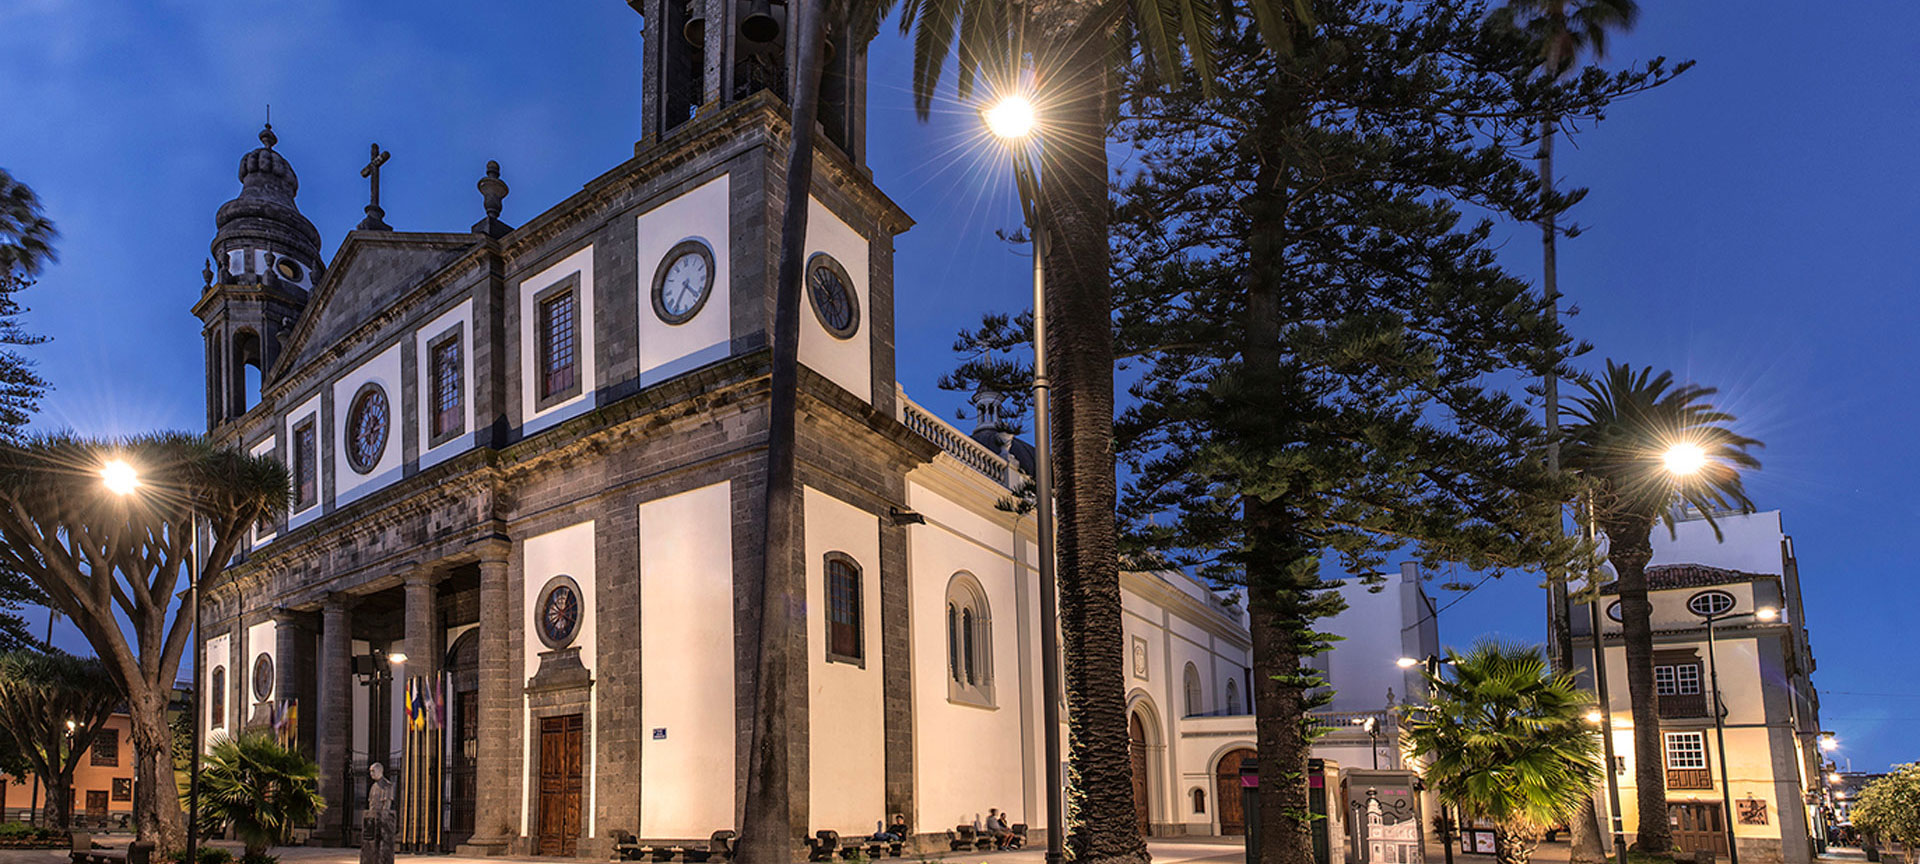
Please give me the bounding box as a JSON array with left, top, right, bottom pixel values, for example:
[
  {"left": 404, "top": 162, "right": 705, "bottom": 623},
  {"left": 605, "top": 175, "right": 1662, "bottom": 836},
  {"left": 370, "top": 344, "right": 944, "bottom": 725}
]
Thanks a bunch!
[
  {"left": 805, "top": 252, "right": 860, "bottom": 339},
  {"left": 651, "top": 239, "right": 716, "bottom": 325},
  {"left": 1686, "top": 589, "right": 1737, "bottom": 619},
  {"left": 275, "top": 258, "right": 303, "bottom": 282},
  {"left": 252, "top": 653, "right": 274, "bottom": 700},
  {"left": 1606, "top": 600, "right": 1623, "bottom": 622},
  {"left": 537, "top": 575, "right": 584, "bottom": 650},
  {"left": 345, "top": 382, "right": 391, "bottom": 474}
]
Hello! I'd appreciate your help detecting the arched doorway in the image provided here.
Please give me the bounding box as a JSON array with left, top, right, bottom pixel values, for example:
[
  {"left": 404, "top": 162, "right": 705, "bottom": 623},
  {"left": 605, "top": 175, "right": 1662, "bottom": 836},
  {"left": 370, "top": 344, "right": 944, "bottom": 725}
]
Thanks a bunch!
[
  {"left": 1215, "top": 748, "right": 1257, "bottom": 836},
  {"left": 445, "top": 629, "right": 481, "bottom": 846},
  {"left": 1129, "top": 712, "right": 1151, "bottom": 836}
]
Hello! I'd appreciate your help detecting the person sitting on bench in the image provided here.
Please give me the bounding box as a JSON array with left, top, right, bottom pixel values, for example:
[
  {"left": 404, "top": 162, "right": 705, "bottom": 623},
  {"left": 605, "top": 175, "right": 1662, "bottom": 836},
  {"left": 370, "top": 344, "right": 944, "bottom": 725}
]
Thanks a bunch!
[{"left": 985, "top": 809, "right": 1012, "bottom": 849}]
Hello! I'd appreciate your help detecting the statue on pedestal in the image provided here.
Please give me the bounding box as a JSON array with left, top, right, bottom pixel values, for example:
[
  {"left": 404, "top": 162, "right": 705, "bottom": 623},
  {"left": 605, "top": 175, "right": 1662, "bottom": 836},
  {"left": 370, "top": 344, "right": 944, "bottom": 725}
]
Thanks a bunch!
[{"left": 360, "top": 763, "right": 396, "bottom": 864}]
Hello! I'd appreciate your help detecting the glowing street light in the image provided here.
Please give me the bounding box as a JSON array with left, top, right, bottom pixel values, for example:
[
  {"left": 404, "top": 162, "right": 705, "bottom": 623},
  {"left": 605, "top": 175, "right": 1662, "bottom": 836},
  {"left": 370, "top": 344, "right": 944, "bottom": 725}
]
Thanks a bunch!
[
  {"left": 1662, "top": 442, "right": 1708, "bottom": 477},
  {"left": 1756, "top": 606, "right": 1780, "bottom": 622},
  {"left": 387, "top": 651, "right": 408, "bottom": 666},
  {"left": 101, "top": 459, "right": 140, "bottom": 496},
  {"left": 1395, "top": 656, "right": 1420, "bottom": 668},
  {"left": 983, "top": 95, "right": 1037, "bottom": 141},
  {"left": 1586, "top": 710, "right": 1605, "bottom": 725},
  {"left": 1821, "top": 735, "right": 1839, "bottom": 752}
]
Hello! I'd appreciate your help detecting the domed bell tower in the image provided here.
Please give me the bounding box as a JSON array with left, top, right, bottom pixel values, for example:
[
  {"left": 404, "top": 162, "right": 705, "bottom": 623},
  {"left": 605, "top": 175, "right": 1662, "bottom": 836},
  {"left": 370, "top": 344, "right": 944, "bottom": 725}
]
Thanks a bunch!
[
  {"left": 630, "top": 0, "right": 867, "bottom": 163},
  {"left": 194, "top": 124, "right": 323, "bottom": 430}
]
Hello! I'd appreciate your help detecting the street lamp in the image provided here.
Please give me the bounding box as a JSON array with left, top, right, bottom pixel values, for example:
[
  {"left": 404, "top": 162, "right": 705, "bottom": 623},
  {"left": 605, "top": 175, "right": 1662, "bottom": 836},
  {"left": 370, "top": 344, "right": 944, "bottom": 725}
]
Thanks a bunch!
[
  {"left": 1578, "top": 439, "right": 1726, "bottom": 864},
  {"left": 103, "top": 459, "right": 203, "bottom": 864},
  {"left": 1695, "top": 602, "right": 1778, "bottom": 864},
  {"left": 984, "top": 90, "right": 1064, "bottom": 864}
]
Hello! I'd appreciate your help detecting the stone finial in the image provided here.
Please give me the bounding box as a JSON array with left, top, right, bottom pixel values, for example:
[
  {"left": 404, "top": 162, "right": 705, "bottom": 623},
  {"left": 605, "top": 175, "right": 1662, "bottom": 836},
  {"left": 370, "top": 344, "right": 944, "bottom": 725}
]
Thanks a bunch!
[
  {"left": 472, "top": 160, "right": 513, "bottom": 238},
  {"left": 259, "top": 123, "right": 278, "bottom": 149},
  {"left": 202, "top": 259, "right": 214, "bottom": 288}
]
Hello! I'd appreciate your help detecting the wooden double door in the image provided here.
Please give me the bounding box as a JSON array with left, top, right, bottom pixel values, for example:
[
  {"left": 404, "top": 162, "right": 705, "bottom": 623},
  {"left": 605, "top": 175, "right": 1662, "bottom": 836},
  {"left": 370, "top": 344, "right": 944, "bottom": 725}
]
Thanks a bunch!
[
  {"left": 1215, "top": 749, "right": 1256, "bottom": 836},
  {"left": 536, "top": 714, "right": 585, "bottom": 856},
  {"left": 1671, "top": 802, "right": 1727, "bottom": 857},
  {"left": 1129, "top": 713, "right": 1151, "bottom": 836}
]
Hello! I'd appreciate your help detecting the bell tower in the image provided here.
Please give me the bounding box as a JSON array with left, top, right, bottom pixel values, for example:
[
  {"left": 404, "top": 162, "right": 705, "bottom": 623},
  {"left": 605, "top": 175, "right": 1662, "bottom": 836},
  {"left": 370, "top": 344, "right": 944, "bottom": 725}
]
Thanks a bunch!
[
  {"left": 193, "top": 124, "right": 324, "bottom": 430},
  {"left": 631, "top": 0, "right": 867, "bottom": 162}
]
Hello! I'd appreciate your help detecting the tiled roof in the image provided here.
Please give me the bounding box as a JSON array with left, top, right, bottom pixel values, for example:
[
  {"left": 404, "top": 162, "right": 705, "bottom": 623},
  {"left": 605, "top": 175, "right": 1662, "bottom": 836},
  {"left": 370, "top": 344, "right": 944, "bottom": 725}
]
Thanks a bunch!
[{"left": 1600, "top": 563, "right": 1768, "bottom": 594}]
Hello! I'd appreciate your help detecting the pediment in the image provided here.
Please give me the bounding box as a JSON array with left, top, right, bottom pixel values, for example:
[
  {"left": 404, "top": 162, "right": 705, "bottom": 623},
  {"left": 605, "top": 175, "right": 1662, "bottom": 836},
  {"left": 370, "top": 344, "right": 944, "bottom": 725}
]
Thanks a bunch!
[{"left": 272, "top": 230, "right": 480, "bottom": 380}]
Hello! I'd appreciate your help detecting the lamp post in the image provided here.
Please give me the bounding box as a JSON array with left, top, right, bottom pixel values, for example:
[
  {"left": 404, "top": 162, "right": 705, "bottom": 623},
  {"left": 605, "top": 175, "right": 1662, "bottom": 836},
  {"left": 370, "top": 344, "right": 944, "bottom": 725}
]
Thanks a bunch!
[
  {"left": 102, "top": 459, "right": 202, "bottom": 863},
  {"left": 1696, "top": 602, "right": 1778, "bottom": 864},
  {"left": 984, "top": 92, "right": 1063, "bottom": 864},
  {"left": 1577, "top": 492, "right": 1629, "bottom": 864}
]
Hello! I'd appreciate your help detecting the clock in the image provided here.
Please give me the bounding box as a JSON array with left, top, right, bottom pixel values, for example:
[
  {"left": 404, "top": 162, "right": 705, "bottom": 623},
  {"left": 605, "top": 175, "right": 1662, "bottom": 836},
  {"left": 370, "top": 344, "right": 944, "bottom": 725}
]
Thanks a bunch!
[
  {"left": 806, "top": 253, "right": 859, "bottom": 339},
  {"left": 253, "top": 653, "right": 274, "bottom": 700},
  {"left": 345, "top": 382, "right": 390, "bottom": 474},
  {"left": 651, "top": 239, "right": 716, "bottom": 325},
  {"left": 537, "top": 575, "right": 584, "bottom": 649}
]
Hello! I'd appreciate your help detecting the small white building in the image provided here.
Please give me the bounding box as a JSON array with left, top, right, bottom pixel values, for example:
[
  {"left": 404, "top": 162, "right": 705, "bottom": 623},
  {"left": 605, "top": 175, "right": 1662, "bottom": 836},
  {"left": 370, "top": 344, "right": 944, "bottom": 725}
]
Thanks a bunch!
[{"left": 1572, "top": 509, "right": 1825, "bottom": 864}]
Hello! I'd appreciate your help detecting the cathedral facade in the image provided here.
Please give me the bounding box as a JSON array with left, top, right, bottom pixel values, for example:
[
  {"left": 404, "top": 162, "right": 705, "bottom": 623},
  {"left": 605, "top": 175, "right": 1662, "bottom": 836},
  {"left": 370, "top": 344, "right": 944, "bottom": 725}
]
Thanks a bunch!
[{"left": 189, "top": 3, "right": 1259, "bottom": 857}]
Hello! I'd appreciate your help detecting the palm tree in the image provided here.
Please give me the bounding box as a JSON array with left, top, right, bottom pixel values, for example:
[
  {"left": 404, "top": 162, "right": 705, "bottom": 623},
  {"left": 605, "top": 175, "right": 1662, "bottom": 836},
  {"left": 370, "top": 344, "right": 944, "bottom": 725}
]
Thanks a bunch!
[
  {"left": 0, "top": 433, "right": 288, "bottom": 853},
  {"left": 1405, "top": 642, "right": 1605, "bottom": 864},
  {"left": 0, "top": 167, "right": 55, "bottom": 441},
  {"left": 0, "top": 651, "right": 119, "bottom": 832},
  {"left": 197, "top": 733, "right": 326, "bottom": 858},
  {"left": 868, "top": 4, "right": 1305, "bottom": 863},
  {"left": 1560, "top": 361, "right": 1760, "bottom": 855}
]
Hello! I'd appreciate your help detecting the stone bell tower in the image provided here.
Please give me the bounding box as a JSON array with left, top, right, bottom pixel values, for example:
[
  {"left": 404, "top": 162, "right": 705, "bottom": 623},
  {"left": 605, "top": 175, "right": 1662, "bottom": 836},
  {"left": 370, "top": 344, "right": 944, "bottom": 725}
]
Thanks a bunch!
[
  {"left": 630, "top": 0, "right": 867, "bottom": 162},
  {"left": 193, "top": 124, "right": 324, "bottom": 429}
]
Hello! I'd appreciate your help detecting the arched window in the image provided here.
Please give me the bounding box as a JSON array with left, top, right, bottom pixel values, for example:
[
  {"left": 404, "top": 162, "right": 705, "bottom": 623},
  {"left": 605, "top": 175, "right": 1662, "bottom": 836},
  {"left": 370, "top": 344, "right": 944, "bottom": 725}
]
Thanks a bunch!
[
  {"left": 945, "top": 572, "right": 994, "bottom": 707},
  {"left": 210, "top": 666, "right": 227, "bottom": 730},
  {"left": 1191, "top": 787, "right": 1206, "bottom": 814},
  {"left": 1183, "top": 663, "right": 1203, "bottom": 717},
  {"left": 825, "top": 553, "right": 862, "bottom": 664},
  {"left": 1225, "top": 678, "right": 1241, "bottom": 715}
]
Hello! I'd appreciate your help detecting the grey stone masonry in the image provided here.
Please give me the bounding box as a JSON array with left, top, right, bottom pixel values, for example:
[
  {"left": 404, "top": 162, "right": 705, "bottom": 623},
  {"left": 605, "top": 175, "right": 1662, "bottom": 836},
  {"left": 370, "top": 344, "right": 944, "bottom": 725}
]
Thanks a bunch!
[
  {"left": 458, "top": 546, "right": 513, "bottom": 857},
  {"left": 316, "top": 598, "right": 353, "bottom": 844}
]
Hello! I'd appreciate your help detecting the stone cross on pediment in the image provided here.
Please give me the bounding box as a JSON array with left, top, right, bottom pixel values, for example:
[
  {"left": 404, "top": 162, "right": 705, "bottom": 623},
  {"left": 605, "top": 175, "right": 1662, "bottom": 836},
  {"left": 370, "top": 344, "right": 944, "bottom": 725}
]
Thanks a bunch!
[{"left": 357, "top": 143, "right": 393, "bottom": 231}]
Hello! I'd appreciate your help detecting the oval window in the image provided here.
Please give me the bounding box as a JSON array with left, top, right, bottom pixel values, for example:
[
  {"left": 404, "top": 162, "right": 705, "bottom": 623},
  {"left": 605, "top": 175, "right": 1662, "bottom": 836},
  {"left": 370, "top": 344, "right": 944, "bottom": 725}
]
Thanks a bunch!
[{"left": 1686, "top": 590, "right": 1737, "bottom": 618}]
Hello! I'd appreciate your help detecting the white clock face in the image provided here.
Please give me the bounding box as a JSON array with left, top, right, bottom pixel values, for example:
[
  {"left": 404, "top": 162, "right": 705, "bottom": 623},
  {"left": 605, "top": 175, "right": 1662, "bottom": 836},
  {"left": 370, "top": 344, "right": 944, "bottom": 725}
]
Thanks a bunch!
[{"left": 660, "top": 250, "right": 710, "bottom": 320}]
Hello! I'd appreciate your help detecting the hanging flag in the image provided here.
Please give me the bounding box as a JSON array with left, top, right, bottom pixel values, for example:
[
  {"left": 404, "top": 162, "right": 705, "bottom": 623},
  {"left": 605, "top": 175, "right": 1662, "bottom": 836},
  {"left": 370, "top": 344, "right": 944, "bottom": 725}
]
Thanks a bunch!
[{"left": 428, "top": 674, "right": 445, "bottom": 730}]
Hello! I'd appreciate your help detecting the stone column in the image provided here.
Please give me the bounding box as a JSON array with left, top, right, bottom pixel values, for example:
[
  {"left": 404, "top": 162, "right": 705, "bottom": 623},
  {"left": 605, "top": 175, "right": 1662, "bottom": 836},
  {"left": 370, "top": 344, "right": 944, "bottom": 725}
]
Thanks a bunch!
[
  {"left": 272, "top": 609, "right": 305, "bottom": 753},
  {"left": 404, "top": 571, "right": 441, "bottom": 687},
  {"left": 316, "top": 597, "right": 354, "bottom": 845},
  {"left": 459, "top": 543, "right": 514, "bottom": 856}
]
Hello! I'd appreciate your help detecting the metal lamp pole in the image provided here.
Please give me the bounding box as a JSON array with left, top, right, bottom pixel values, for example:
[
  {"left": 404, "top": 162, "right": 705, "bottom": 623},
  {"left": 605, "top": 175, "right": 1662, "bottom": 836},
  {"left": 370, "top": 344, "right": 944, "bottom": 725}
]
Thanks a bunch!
[
  {"left": 1579, "top": 495, "right": 1628, "bottom": 864},
  {"left": 1014, "top": 139, "right": 1065, "bottom": 864},
  {"left": 1701, "top": 607, "right": 1769, "bottom": 864},
  {"left": 188, "top": 511, "right": 203, "bottom": 864}
]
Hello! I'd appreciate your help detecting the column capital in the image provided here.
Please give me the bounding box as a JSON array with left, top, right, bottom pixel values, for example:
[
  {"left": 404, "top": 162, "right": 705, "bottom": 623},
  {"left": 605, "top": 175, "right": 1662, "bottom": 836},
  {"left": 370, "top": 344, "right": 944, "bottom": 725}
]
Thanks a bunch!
[
  {"left": 403, "top": 565, "right": 442, "bottom": 589},
  {"left": 468, "top": 532, "right": 512, "bottom": 564},
  {"left": 321, "top": 592, "right": 354, "bottom": 614}
]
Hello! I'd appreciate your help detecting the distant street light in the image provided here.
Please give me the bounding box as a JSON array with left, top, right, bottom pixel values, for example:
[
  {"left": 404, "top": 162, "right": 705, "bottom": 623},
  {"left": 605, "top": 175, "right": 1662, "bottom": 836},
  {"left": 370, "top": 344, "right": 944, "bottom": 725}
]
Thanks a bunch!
[{"left": 1661, "top": 442, "right": 1708, "bottom": 477}]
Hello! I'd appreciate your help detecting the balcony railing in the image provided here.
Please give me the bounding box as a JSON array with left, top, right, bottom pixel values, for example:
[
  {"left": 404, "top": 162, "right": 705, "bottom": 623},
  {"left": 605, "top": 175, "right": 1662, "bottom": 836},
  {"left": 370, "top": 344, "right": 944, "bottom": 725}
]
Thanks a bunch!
[
  {"left": 1668, "top": 768, "right": 1713, "bottom": 790},
  {"left": 1658, "top": 693, "right": 1711, "bottom": 720},
  {"left": 898, "top": 390, "right": 1016, "bottom": 487}
]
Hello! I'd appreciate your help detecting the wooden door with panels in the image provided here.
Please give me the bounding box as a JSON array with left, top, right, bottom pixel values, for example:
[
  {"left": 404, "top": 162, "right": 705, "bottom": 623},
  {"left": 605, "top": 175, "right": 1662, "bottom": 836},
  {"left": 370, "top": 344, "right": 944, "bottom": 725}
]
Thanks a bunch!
[
  {"left": 1215, "top": 748, "right": 1257, "bottom": 836},
  {"left": 536, "top": 714, "right": 584, "bottom": 856}
]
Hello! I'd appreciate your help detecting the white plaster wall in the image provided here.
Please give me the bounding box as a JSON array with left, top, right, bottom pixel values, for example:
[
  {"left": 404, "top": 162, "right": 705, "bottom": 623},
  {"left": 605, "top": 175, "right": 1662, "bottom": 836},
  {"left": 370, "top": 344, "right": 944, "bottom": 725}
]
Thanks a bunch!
[
  {"left": 246, "top": 619, "right": 278, "bottom": 722},
  {"left": 332, "top": 344, "right": 404, "bottom": 506},
  {"left": 520, "top": 521, "right": 599, "bottom": 837},
  {"left": 1323, "top": 578, "right": 1411, "bottom": 712},
  {"left": 905, "top": 484, "right": 1030, "bottom": 829},
  {"left": 250, "top": 436, "right": 277, "bottom": 548},
  {"left": 519, "top": 246, "right": 597, "bottom": 435},
  {"left": 637, "top": 176, "right": 732, "bottom": 386},
  {"left": 639, "top": 483, "right": 736, "bottom": 837},
  {"left": 803, "top": 488, "right": 883, "bottom": 835},
  {"left": 205, "top": 632, "right": 232, "bottom": 741},
  {"left": 1652, "top": 510, "right": 1786, "bottom": 576},
  {"left": 1596, "top": 581, "right": 1764, "bottom": 636},
  {"left": 284, "top": 393, "right": 323, "bottom": 530},
  {"left": 798, "top": 198, "right": 871, "bottom": 404},
  {"left": 415, "top": 299, "right": 476, "bottom": 470}
]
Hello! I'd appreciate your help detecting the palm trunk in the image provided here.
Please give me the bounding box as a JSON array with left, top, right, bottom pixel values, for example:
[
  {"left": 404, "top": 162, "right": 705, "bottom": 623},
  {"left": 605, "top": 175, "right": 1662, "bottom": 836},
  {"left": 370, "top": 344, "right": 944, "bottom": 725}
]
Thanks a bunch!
[
  {"left": 1604, "top": 515, "right": 1670, "bottom": 854},
  {"left": 1538, "top": 117, "right": 1607, "bottom": 864},
  {"left": 1039, "top": 36, "right": 1145, "bottom": 864},
  {"left": 128, "top": 688, "right": 185, "bottom": 852},
  {"left": 1494, "top": 823, "right": 1541, "bottom": 864},
  {"left": 738, "top": 5, "right": 826, "bottom": 864}
]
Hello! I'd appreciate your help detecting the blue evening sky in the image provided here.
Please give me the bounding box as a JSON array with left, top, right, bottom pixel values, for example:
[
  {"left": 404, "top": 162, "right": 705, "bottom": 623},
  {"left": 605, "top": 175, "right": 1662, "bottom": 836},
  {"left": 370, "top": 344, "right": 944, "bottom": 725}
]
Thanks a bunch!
[{"left": 1, "top": 1, "right": 1913, "bottom": 771}]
